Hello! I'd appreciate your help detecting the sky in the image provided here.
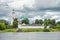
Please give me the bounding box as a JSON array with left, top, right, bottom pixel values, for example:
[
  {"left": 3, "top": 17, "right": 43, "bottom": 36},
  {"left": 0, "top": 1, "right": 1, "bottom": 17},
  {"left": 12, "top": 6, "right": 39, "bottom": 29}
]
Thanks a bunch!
[{"left": 0, "top": 0, "right": 60, "bottom": 23}]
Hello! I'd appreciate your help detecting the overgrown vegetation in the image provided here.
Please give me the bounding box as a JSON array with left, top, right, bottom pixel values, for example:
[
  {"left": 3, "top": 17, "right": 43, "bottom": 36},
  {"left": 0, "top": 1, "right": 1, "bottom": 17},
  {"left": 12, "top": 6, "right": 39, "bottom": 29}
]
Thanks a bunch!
[{"left": 0, "top": 18, "right": 60, "bottom": 32}]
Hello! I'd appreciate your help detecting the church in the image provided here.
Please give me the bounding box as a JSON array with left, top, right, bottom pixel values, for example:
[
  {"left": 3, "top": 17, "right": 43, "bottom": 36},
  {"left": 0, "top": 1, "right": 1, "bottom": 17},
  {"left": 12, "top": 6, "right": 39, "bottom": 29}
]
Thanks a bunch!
[{"left": 11, "top": 9, "right": 49, "bottom": 28}]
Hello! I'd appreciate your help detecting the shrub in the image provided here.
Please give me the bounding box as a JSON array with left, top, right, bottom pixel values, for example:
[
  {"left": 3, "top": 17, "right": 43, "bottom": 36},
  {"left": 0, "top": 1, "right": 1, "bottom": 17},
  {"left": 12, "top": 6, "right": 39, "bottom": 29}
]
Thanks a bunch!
[
  {"left": 16, "top": 29, "right": 22, "bottom": 32},
  {"left": 4, "top": 29, "right": 16, "bottom": 32},
  {"left": 0, "top": 23, "right": 6, "bottom": 30},
  {"left": 6, "top": 25, "right": 13, "bottom": 29},
  {"left": 53, "top": 24, "right": 60, "bottom": 29},
  {"left": 43, "top": 29, "right": 50, "bottom": 32}
]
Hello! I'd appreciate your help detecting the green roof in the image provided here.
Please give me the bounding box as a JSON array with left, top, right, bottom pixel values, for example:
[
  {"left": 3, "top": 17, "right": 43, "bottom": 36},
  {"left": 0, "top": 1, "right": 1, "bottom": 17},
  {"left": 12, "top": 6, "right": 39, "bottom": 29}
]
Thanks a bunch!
[{"left": 19, "top": 16, "right": 26, "bottom": 19}]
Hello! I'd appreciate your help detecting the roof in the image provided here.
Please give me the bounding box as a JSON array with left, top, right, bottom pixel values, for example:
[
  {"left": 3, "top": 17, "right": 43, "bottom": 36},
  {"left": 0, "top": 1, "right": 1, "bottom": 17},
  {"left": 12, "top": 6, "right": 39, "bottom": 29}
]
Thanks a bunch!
[
  {"left": 21, "top": 24, "right": 43, "bottom": 26},
  {"left": 18, "top": 16, "right": 26, "bottom": 19}
]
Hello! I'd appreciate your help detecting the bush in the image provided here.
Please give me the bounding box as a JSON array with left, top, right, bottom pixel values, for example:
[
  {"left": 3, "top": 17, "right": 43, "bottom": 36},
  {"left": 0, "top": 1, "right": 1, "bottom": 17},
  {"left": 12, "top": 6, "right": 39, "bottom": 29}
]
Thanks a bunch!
[
  {"left": 53, "top": 24, "right": 60, "bottom": 29},
  {"left": 5, "top": 29, "right": 16, "bottom": 32},
  {"left": 43, "top": 29, "right": 50, "bottom": 32},
  {"left": 16, "top": 29, "right": 22, "bottom": 32},
  {"left": 0, "top": 23, "right": 6, "bottom": 30},
  {"left": 6, "top": 25, "right": 13, "bottom": 29}
]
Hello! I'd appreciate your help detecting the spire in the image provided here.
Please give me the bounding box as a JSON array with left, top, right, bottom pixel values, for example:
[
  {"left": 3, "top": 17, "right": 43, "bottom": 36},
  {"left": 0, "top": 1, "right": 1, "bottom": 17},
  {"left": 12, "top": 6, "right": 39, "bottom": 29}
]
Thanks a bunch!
[
  {"left": 12, "top": 9, "right": 15, "bottom": 14},
  {"left": 13, "top": 9, "right": 15, "bottom": 11}
]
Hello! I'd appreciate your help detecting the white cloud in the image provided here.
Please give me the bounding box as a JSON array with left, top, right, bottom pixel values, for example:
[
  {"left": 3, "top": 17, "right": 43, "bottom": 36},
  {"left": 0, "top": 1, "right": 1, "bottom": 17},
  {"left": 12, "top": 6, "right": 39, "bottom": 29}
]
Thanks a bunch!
[
  {"left": 0, "top": 17, "right": 9, "bottom": 21},
  {"left": 51, "top": 15, "right": 59, "bottom": 19},
  {"left": 42, "top": 11, "right": 60, "bottom": 20},
  {"left": 46, "top": 11, "right": 60, "bottom": 16},
  {"left": 56, "top": 19, "right": 60, "bottom": 22},
  {"left": 8, "top": 0, "right": 35, "bottom": 9},
  {"left": 33, "top": 16, "right": 41, "bottom": 20},
  {"left": 0, "top": 0, "right": 60, "bottom": 22},
  {"left": 35, "top": 0, "right": 60, "bottom": 8},
  {"left": 29, "top": 16, "right": 42, "bottom": 24}
]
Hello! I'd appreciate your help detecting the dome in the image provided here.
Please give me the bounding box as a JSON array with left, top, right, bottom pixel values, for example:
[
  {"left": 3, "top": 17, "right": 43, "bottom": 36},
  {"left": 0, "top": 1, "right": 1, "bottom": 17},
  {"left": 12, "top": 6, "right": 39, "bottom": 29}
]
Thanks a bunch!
[{"left": 18, "top": 16, "right": 26, "bottom": 19}]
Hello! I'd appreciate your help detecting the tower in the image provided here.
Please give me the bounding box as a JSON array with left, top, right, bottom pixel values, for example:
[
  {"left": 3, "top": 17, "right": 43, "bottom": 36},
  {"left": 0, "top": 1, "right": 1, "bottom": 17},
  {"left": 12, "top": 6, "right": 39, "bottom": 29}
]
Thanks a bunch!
[
  {"left": 12, "top": 9, "right": 17, "bottom": 19},
  {"left": 11, "top": 9, "right": 17, "bottom": 25}
]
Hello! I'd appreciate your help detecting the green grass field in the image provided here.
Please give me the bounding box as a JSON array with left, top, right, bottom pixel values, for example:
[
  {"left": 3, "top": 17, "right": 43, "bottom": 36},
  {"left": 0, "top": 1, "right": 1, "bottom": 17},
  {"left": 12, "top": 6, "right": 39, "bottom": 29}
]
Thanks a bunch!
[{"left": 0, "top": 28, "right": 60, "bottom": 32}]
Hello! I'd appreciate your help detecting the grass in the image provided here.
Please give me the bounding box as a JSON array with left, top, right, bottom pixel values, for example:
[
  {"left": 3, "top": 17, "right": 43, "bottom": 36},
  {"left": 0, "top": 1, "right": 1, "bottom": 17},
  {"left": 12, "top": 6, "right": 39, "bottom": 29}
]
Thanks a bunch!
[
  {"left": 48, "top": 28, "right": 60, "bottom": 32},
  {"left": 0, "top": 28, "right": 60, "bottom": 32},
  {"left": 21, "top": 28, "right": 44, "bottom": 32},
  {"left": 0, "top": 28, "right": 17, "bottom": 32}
]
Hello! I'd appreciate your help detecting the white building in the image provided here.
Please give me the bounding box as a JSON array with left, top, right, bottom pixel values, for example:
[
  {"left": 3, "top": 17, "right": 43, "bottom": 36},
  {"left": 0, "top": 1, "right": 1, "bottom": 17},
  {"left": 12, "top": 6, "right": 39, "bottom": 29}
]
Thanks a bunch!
[{"left": 11, "top": 9, "right": 49, "bottom": 28}]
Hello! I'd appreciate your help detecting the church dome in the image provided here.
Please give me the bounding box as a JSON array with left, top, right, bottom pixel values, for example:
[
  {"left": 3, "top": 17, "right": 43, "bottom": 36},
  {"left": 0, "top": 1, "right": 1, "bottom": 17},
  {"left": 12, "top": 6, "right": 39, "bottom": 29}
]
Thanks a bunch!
[{"left": 18, "top": 16, "right": 26, "bottom": 19}]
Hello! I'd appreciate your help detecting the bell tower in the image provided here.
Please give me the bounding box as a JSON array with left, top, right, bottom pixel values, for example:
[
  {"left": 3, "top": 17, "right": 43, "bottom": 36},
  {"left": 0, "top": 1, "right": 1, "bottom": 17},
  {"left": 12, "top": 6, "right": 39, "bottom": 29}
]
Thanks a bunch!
[
  {"left": 11, "top": 9, "right": 17, "bottom": 25},
  {"left": 12, "top": 9, "right": 17, "bottom": 19}
]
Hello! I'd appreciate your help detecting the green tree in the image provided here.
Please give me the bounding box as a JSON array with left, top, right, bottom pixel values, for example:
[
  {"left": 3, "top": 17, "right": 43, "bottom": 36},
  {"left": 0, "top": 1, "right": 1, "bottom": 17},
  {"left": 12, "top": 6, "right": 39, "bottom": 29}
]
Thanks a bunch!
[
  {"left": 50, "top": 19, "right": 56, "bottom": 25},
  {"left": 49, "top": 19, "right": 56, "bottom": 28},
  {"left": 0, "top": 20, "right": 8, "bottom": 25},
  {"left": 39, "top": 19, "right": 43, "bottom": 25},
  {"left": 44, "top": 19, "right": 56, "bottom": 28},
  {"left": 0, "top": 23, "right": 6, "bottom": 30},
  {"left": 53, "top": 21, "right": 60, "bottom": 29},
  {"left": 44, "top": 19, "right": 49, "bottom": 26},
  {"left": 13, "top": 18, "right": 18, "bottom": 28},
  {"left": 44, "top": 19, "right": 50, "bottom": 28},
  {"left": 35, "top": 19, "right": 40, "bottom": 24},
  {"left": 57, "top": 21, "right": 60, "bottom": 24},
  {"left": 22, "top": 18, "right": 29, "bottom": 24},
  {"left": 0, "top": 20, "right": 8, "bottom": 30},
  {"left": 53, "top": 24, "right": 60, "bottom": 29}
]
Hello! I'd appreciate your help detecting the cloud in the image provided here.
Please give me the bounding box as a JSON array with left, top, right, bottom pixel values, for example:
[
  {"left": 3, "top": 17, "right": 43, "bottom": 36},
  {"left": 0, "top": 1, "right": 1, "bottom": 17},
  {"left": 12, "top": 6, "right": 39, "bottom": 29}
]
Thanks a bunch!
[
  {"left": 8, "top": 0, "right": 60, "bottom": 10},
  {"left": 0, "top": 0, "right": 60, "bottom": 23},
  {"left": 29, "top": 16, "right": 42, "bottom": 24},
  {"left": 8, "top": 0, "right": 35, "bottom": 9},
  {"left": 51, "top": 15, "right": 59, "bottom": 19},
  {"left": 0, "top": 17, "right": 9, "bottom": 21},
  {"left": 35, "top": 0, "right": 60, "bottom": 8},
  {"left": 56, "top": 19, "right": 60, "bottom": 22},
  {"left": 42, "top": 11, "right": 60, "bottom": 22},
  {"left": 31, "top": 16, "right": 42, "bottom": 20}
]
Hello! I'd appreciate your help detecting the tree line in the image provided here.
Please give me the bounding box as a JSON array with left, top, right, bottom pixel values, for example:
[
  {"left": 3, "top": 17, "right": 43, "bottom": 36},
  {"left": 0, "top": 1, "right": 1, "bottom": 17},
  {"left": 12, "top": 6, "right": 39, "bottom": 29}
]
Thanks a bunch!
[{"left": 0, "top": 18, "right": 60, "bottom": 30}]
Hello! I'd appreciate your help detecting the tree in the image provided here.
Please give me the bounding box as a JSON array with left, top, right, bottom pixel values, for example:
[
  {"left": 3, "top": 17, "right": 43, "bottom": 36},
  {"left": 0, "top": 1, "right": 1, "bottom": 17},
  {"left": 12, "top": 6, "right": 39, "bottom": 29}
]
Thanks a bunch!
[
  {"left": 44, "top": 19, "right": 56, "bottom": 28},
  {"left": 0, "top": 20, "right": 8, "bottom": 30},
  {"left": 35, "top": 19, "right": 40, "bottom": 24},
  {"left": 13, "top": 18, "right": 18, "bottom": 28},
  {"left": 0, "top": 20, "right": 8, "bottom": 25},
  {"left": 57, "top": 21, "right": 60, "bottom": 24},
  {"left": 22, "top": 18, "right": 29, "bottom": 24},
  {"left": 53, "top": 21, "right": 60, "bottom": 29},
  {"left": 44, "top": 19, "right": 49, "bottom": 26},
  {"left": 39, "top": 19, "right": 43, "bottom": 25},
  {"left": 0, "top": 23, "right": 6, "bottom": 30},
  {"left": 48, "top": 19, "right": 56, "bottom": 28},
  {"left": 50, "top": 19, "right": 56, "bottom": 25},
  {"left": 53, "top": 24, "right": 60, "bottom": 29},
  {"left": 44, "top": 19, "right": 50, "bottom": 28}
]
